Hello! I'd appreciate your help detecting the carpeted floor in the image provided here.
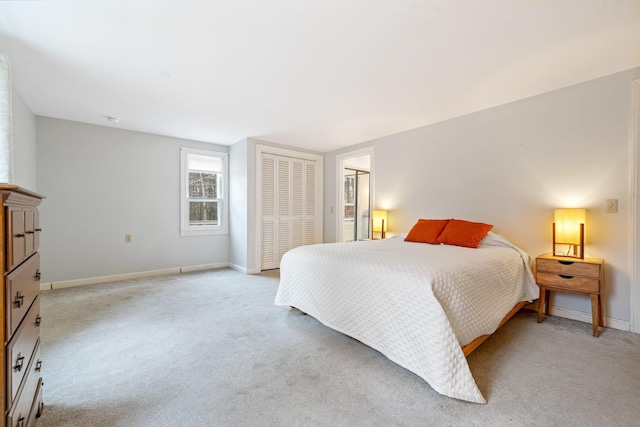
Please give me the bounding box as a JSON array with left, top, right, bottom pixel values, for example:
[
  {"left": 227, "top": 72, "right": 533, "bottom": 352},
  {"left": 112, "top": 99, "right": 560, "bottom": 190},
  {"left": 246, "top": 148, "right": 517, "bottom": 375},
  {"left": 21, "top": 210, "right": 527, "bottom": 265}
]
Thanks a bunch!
[{"left": 36, "top": 268, "right": 640, "bottom": 426}]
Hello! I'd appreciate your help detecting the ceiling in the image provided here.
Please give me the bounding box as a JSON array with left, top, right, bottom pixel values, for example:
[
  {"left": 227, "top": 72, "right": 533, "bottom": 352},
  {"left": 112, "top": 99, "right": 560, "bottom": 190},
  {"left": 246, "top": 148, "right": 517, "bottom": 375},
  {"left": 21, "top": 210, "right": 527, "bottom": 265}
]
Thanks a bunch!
[{"left": 1, "top": 1, "right": 639, "bottom": 153}]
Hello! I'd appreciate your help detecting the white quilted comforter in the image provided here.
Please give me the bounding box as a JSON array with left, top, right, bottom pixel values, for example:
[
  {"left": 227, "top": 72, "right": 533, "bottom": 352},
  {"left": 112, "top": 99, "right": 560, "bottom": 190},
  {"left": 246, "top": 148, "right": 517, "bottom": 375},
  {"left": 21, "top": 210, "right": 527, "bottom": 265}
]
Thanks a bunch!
[{"left": 274, "top": 232, "right": 539, "bottom": 404}]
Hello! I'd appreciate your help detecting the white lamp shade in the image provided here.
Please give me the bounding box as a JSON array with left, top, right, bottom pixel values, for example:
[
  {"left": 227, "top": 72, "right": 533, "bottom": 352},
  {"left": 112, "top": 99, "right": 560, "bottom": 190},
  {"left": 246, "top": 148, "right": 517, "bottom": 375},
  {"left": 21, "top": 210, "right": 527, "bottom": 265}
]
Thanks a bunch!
[
  {"left": 372, "top": 210, "right": 388, "bottom": 232},
  {"left": 554, "top": 208, "right": 586, "bottom": 245}
]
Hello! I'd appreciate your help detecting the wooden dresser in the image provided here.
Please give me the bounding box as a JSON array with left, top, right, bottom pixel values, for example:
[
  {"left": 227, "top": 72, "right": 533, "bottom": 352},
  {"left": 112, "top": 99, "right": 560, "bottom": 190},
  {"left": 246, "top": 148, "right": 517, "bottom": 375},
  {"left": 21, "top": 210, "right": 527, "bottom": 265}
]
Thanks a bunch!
[{"left": 1, "top": 185, "right": 44, "bottom": 426}]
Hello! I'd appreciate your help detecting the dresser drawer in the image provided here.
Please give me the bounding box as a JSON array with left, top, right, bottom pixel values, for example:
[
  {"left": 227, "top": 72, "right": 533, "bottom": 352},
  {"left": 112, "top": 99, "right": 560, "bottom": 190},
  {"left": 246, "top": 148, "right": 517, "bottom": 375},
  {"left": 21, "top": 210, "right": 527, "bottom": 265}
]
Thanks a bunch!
[
  {"left": 31, "top": 376, "right": 44, "bottom": 421},
  {"left": 6, "top": 206, "right": 26, "bottom": 272},
  {"left": 5, "top": 206, "right": 40, "bottom": 273},
  {"left": 536, "top": 258, "right": 600, "bottom": 278},
  {"left": 5, "top": 253, "right": 40, "bottom": 339},
  {"left": 7, "top": 297, "right": 41, "bottom": 406},
  {"left": 537, "top": 271, "right": 600, "bottom": 293},
  {"left": 7, "top": 340, "right": 41, "bottom": 427}
]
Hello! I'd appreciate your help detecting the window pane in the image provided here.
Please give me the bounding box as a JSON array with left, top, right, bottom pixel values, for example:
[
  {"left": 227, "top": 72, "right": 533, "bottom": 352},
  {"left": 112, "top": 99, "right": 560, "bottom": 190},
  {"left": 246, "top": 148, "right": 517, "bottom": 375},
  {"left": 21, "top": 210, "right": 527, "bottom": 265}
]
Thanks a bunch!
[
  {"left": 189, "top": 172, "right": 218, "bottom": 198},
  {"left": 189, "top": 201, "right": 218, "bottom": 225}
]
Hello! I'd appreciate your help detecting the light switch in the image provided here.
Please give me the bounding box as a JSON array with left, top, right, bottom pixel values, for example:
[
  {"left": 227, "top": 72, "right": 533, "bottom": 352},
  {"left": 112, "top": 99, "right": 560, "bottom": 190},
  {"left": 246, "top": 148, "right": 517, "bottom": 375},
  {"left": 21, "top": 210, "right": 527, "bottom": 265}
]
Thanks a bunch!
[{"left": 605, "top": 199, "right": 618, "bottom": 213}]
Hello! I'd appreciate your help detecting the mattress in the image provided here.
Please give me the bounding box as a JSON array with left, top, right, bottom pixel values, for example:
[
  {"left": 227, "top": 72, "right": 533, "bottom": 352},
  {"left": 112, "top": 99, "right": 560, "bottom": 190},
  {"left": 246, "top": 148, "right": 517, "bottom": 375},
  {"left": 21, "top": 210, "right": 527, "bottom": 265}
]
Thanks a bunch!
[{"left": 274, "top": 232, "right": 539, "bottom": 403}]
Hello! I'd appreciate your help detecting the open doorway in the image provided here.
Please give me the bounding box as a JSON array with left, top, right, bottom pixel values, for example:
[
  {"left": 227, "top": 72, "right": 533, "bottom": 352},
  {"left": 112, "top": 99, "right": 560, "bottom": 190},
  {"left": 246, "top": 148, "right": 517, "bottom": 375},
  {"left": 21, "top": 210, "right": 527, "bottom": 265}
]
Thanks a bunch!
[
  {"left": 343, "top": 167, "right": 370, "bottom": 241},
  {"left": 336, "top": 148, "right": 374, "bottom": 243}
]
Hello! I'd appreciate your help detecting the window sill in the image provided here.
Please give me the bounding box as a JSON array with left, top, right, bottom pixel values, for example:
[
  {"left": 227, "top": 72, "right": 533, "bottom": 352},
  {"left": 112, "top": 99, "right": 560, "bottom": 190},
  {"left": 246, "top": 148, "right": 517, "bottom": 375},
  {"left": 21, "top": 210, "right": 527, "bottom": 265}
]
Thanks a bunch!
[{"left": 181, "top": 228, "right": 228, "bottom": 237}]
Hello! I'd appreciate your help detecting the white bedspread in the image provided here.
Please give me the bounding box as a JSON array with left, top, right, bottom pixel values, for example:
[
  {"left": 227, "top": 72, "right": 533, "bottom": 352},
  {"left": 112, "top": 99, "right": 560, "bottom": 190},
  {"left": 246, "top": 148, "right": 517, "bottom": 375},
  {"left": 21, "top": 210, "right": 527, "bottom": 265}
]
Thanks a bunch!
[{"left": 274, "top": 232, "right": 538, "bottom": 404}]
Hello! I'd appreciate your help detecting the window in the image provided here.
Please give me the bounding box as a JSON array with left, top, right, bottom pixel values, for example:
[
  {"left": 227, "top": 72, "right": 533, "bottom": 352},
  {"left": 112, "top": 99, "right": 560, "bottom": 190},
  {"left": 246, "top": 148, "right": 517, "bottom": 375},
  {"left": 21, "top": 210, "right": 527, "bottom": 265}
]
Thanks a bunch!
[{"left": 180, "top": 147, "right": 228, "bottom": 236}]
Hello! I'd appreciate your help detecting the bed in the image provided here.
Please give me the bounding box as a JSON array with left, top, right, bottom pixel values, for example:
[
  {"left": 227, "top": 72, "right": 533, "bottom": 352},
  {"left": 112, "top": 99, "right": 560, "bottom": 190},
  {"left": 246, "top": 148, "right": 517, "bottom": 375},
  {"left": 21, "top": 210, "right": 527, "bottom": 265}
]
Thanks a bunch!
[{"left": 274, "top": 229, "right": 539, "bottom": 404}]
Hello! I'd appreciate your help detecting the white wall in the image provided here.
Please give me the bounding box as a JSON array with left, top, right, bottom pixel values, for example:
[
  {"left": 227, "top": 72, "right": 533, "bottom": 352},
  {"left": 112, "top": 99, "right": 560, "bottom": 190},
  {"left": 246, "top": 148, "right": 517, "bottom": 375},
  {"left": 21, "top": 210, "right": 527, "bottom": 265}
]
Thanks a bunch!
[
  {"left": 11, "top": 85, "right": 36, "bottom": 189},
  {"left": 229, "top": 138, "right": 248, "bottom": 270},
  {"left": 36, "top": 117, "right": 229, "bottom": 283},
  {"left": 228, "top": 137, "right": 260, "bottom": 273},
  {"left": 324, "top": 67, "right": 640, "bottom": 327}
]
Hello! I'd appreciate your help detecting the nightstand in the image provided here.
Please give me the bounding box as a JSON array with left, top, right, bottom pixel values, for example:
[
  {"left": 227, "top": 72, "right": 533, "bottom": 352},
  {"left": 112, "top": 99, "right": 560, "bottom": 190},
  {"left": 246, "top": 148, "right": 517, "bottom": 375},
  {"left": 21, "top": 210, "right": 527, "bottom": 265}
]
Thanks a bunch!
[{"left": 535, "top": 254, "right": 604, "bottom": 337}]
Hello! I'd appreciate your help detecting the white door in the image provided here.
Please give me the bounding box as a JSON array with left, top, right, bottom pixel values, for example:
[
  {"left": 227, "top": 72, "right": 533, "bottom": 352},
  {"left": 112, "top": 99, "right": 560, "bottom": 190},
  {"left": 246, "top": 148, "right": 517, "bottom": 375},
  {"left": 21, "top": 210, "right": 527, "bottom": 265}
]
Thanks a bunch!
[
  {"left": 261, "top": 153, "right": 319, "bottom": 270},
  {"left": 304, "top": 160, "right": 317, "bottom": 245},
  {"left": 261, "top": 154, "right": 277, "bottom": 270}
]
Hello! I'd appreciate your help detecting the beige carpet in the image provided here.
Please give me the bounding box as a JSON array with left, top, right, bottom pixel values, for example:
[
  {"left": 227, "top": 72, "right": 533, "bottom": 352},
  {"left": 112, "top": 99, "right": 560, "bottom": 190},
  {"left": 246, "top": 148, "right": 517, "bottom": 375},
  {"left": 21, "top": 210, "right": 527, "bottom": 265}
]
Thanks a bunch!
[{"left": 36, "top": 268, "right": 640, "bottom": 426}]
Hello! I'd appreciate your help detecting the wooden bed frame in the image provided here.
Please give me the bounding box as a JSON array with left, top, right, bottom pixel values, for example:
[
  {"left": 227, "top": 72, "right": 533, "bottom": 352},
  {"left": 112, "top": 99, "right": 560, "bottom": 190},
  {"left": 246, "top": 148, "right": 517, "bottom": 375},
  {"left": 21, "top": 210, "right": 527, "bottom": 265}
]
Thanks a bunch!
[
  {"left": 293, "top": 300, "right": 528, "bottom": 358},
  {"left": 461, "top": 300, "right": 528, "bottom": 356}
]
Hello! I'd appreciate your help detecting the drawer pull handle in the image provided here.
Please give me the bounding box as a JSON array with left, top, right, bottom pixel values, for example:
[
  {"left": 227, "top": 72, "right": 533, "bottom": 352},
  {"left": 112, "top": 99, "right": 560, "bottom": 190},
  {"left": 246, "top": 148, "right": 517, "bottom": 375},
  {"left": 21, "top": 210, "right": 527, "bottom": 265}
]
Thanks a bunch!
[
  {"left": 16, "top": 415, "right": 24, "bottom": 427},
  {"left": 25, "top": 230, "right": 34, "bottom": 234},
  {"left": 559, "top": 274, "right": 574, "bottom": 279},
  {"left": 36, "top": 315, "right": 42, "bottom": 327},
  {"left": 14, "top": 292, "right": 24, "bottom": 308},
  {"left": 35, "top": 360, "right": 42, "bottom": 372},
  {"left": 35, "top": 228, "right": 42, "bottom": 232},
  {"left": 15, "top": 233, "right": 25, "bottom": 238},
  {"left": 14, "top": 355, "right": 24, "bottom": 372},
  {"left": 36, "top": 269, "right": 42, "bottom": 280},
  {"left": 559, "top": 261, "right": 574, "bottom": 265}
]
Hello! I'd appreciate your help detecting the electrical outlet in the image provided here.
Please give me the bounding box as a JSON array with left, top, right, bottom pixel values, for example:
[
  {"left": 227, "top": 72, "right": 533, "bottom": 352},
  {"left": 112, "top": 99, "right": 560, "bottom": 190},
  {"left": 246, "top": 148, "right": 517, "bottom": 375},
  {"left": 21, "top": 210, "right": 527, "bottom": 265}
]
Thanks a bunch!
[
  {"left": 605, "top": 199, "right": 618, "bottom": 213},
  {"left": 125, "top": 234, "right": 132, "bottom": 243}
]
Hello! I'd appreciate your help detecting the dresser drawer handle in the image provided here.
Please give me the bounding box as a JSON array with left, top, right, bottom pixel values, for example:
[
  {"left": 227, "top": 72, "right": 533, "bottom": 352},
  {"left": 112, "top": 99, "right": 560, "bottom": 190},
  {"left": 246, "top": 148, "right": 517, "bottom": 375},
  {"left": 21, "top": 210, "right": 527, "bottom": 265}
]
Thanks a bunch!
[
  {"left": 36, "top": 315, "right": 42, "bottom": 327},
  {"left": 16, "top": 415, "right": 24, "bottom": 427},
  {"left": 35, "top": 360, "right": 42, "bottom": 372},
  {"left": 15, "top": 233, "right": 25, "bottom": 238},
  {"left": 14, "top": 292, "right": 24, "bottom": 308},
  {"left": 559, "top": 261, "right": 574, "bottom": 265},
  {"left": 25, "top": 230, "right": 34, "bottom": 234},
  {"left": 14, "top": 355, "right": 24, "bottom": 372},
  {"left": 559, "top": 274, "right": 574, "bottom": 279},
  {"left": 35, "top": 228, "right": 42, "bottom": 232},
  {"left": 36, "top": 269, "right": 42, "bottom": 280}
]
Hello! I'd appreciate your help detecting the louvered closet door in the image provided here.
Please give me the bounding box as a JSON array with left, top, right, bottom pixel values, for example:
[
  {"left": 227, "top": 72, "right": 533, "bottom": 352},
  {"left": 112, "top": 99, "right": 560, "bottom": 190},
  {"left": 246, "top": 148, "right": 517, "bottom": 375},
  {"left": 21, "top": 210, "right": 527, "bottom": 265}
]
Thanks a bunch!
[
  {"left": 277, "top": 157, "right": 292, "bottom": 264},
  {"left": 261, "top": 153, "right": 318, "bottom": 270},
  {"left": 304, "top": 160, "right": 317, "bottom": 245},
  {"left": 261, "top": 154, "right": 277, "bottom": 270},
  {"left": 290, "top": 159, "right": 304, "bottom": 251}
]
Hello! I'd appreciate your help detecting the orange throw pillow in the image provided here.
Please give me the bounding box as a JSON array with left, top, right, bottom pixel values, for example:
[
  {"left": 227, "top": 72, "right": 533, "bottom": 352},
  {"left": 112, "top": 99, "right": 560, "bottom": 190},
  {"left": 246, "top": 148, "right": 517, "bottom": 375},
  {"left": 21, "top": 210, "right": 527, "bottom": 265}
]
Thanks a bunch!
[
  {"left": 405, "top": 219, "right": 450, "bottom": 244},
  {"left": 436, "top": 219, "right": 493, "bottom": 248}
]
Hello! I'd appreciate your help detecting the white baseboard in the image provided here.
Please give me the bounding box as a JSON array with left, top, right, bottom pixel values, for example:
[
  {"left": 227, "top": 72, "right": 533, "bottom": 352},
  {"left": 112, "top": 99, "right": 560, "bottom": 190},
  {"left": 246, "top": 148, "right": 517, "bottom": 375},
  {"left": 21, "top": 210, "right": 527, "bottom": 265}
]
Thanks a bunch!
[
  {"left": 180, "top": 263, "right": 227, "bottom": 273},
  {"left": 525, "top": 302, "right": 630, "bottom": 332},
  {"left": 228, "top": 263, "right": 247, "bottom": 274},
  {"left": 228, "top": 263, "right": 262, "bottom": 275},
  {"left": 42, "top": 263, "right": 230, "bottom": 290}
]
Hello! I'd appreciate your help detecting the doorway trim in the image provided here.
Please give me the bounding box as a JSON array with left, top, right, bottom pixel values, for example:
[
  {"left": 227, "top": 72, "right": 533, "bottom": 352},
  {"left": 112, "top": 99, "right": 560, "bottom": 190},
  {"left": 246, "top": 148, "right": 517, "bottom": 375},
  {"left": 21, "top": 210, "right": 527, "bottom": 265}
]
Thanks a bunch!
[
  {"left": 631, "top": 80, "right": 640, "bottom": 333},
  {"left": 336, "top": 146, "right": 375, "bottom": 243}
]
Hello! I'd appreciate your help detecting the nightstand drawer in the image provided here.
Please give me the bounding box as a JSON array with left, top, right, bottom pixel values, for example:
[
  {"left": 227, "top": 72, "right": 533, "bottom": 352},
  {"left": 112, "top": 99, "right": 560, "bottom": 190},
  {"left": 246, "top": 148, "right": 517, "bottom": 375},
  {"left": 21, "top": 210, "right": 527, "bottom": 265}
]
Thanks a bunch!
[
  {"left": 536, "top": 271, "right": 600, "bottom": 293},
  {"left": 536, "top": 258, "right": 600, "bottom": 278}
]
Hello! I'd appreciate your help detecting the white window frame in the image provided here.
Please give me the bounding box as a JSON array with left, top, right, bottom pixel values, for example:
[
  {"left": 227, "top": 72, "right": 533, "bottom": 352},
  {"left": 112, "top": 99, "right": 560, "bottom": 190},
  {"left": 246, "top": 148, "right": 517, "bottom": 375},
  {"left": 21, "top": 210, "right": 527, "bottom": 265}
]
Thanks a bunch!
[{"left": 180, "top": 147, "right": 229, "bottom": 236}]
